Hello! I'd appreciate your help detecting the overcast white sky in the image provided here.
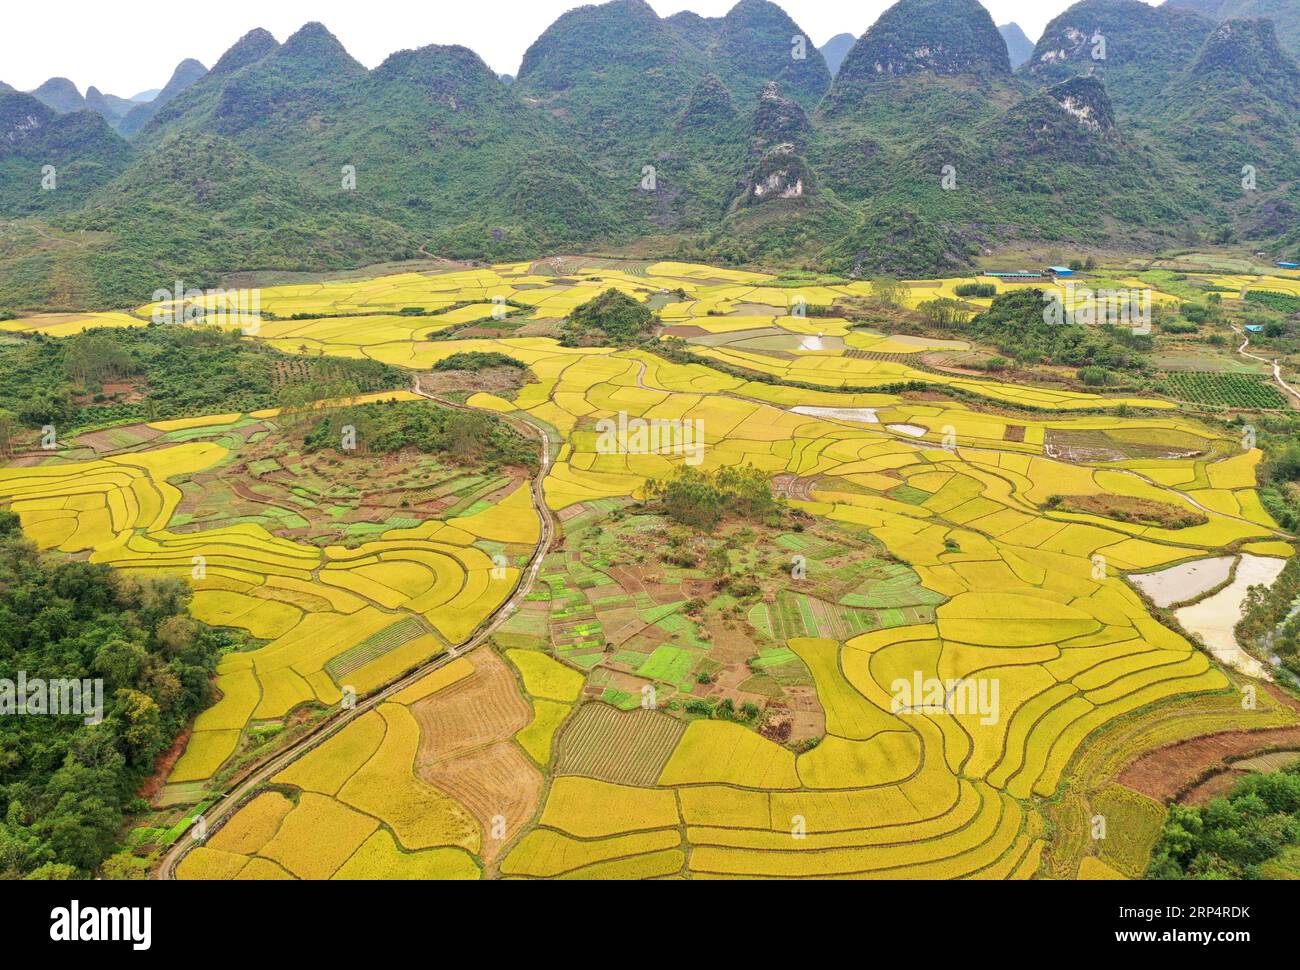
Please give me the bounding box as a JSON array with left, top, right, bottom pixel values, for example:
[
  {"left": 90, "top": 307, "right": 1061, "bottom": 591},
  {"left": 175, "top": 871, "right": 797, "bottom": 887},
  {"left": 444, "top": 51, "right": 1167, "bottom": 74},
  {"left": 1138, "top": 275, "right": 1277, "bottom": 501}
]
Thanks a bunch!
[{"left": 2, "top": 0, "right": 1163, "bottom": 97}]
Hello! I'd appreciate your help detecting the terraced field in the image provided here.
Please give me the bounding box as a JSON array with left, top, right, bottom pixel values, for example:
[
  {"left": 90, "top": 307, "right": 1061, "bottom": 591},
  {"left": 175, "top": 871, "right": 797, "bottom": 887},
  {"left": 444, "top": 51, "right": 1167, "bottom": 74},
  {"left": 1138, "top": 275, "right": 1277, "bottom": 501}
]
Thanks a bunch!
[
  {"left": 4, "top": 259, "right": 1296, "bottom": 880},
  {"left": 0, "top": 394, "right": 540, "bottom": 793}
]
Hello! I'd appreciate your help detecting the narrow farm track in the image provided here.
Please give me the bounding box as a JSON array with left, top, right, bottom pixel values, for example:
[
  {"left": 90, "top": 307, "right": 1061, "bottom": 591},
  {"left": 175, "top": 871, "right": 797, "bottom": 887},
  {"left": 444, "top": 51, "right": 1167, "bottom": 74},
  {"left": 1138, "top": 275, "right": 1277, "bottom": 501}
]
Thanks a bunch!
[
  {"left": 157, "top": 383, "right": 557, "bottom": 879},
  {"left": 1233, "top": 325, "right": 1300, "bottom": 405}
]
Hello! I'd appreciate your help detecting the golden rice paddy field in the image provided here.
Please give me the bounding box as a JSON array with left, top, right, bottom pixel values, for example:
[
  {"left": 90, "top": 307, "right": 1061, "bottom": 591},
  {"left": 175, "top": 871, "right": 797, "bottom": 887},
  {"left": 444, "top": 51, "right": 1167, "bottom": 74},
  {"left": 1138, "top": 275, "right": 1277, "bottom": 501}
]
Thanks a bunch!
[
  {"left": 0, "top": 394, "right": 540, "bottom": 791},
  {"left": 4, "top": 259, "right": 1296, "bottom": 880},
  {"left": 17, "top": 262, "right": 1295, "bottom": 411}
]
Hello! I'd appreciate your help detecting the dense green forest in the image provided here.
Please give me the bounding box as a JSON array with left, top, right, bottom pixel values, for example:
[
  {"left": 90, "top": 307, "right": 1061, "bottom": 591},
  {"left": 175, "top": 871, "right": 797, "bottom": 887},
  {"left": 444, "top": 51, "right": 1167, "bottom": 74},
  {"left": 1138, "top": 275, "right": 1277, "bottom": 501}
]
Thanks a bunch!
[
  {"left": 1251, "top": 416, "right": 1300, "bottom": 533},
  {"left": 1147, "top": 762, "right": 1300, "bottom": 879},
  {"left": 0, "top": 512, "right": 235, "bottom": 878}
]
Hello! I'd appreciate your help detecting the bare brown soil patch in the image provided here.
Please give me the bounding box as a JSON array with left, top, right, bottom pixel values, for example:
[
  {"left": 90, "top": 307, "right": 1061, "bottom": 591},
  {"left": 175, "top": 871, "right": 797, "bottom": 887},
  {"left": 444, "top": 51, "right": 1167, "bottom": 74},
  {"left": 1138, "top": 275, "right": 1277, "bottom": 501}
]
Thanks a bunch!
[
  {"left": 1181, "top": 772, "right": 1244, "bottom": 806},
  {"left": 514, "top": 320, "right": 564, "bottom": 338},
  {"left": 72, "top": 377, "right": 148, "bottom": 409},
  {"left": 598, "top": 608, "right": 650, "bottom": 647},
  {"left": 1050, "top": 494, "right": 1208, "bottom": 529},
  {"left": 418, "top": 366, "right": 529, "bottom": 395},
  {"left": 138, "top": 720, "right": 195, "bottom": 804},
  {"left": 73, "top": 423, "right": 163, "bottom": 454},
  {"left": 771, "top": 473, "right": 818, "bottom": 503},
  {"left": 1117, "top": 725, "right": 1300, "bottom": 802},
  {"left": 662, "top": 325, "right": 709, "bottom": 339},
  {"left": 408, "top": 650, "right": 541, "bottom": 863}
]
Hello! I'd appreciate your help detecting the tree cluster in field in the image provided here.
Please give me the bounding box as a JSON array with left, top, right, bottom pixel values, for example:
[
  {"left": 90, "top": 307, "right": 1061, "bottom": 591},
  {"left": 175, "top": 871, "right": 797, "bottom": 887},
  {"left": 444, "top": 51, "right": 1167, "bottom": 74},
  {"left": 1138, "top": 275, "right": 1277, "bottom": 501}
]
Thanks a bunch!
[
  {"left": 0, "top": 512, "right": 231, "bottom": 879},
  {"left": 431, "top": 352, "right": 527, "bottom": 372},
  {"left": 303, "top": 400, "right": 536, "bottom": 470},
  {"left": 0, "top": 325, "right": 404, "bottom": 439},
  {"left": 645, "top": 464, "right": 783, "bottom": 532},
  {"left": 680, "top": 695, "right": 763, "bottom": 725},
  {"left": 1147, "top": 762, "right": 1300, "bottom": 880},
  {"left": 1249, "top": 414, "right": 1300, "bottom": 533},
  {"left": 963, "top": 289, "right": 1152, "bottom": 374},
  {"left": 916, "top": 297, "right": 971, "bottom": 329},
  {"left": 561, "top": 289, "right": 656, "bottom": 347}
]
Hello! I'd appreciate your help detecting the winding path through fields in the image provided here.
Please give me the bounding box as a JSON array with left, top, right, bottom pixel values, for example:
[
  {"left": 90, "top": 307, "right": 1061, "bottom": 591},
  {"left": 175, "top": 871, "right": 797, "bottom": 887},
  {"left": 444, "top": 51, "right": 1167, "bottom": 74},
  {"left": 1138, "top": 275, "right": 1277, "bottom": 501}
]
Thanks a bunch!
[
  {"left": 157, "top": 382, "right": 557, "bottom": 879},
  {"left": 1234, "top": 325, "right": 1300, "bottom": 405}
]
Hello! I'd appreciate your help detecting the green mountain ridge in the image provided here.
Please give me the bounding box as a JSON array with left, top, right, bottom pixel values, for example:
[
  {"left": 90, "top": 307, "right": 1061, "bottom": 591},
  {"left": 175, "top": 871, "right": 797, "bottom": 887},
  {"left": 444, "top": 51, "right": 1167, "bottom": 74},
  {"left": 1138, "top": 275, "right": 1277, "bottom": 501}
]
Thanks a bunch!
[
  {"left": 2, "top": 0, "right": 1299, "bottom": 310},
  {"left": 1022, "top": 0, "right": 1217, "bottom": 116},
  {"left": 1169, "top": 0, "right": 1300, "bottom": 57},
  {"left": 827, "top": 0, "right": 1010, "bottom": 96},
  {"left": 116, "top": 59, "right": 207, "bottom": 137},
  {"left": 0, "top": 91, "right": 133, "bottom": 216}
]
